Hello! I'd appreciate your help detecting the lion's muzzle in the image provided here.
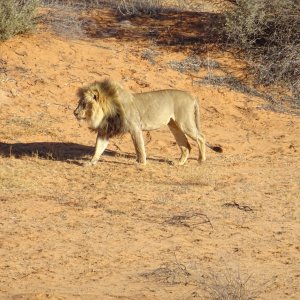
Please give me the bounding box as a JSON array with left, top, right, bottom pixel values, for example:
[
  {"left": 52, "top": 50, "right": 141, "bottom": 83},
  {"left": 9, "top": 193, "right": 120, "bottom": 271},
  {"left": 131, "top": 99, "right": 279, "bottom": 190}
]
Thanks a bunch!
[{"left": 74, "top": 107, "right": 84, "bottom": 120}]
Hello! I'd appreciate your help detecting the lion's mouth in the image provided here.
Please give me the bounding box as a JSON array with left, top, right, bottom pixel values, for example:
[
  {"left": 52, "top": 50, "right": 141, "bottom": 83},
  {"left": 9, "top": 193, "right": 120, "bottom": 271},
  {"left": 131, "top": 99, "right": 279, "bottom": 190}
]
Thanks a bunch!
[
  {"left": 75, "top": 115, "right": 86, "bottom": 121},
  {"left": 75, "top": 118, "right": 86, "bottom": 127}
]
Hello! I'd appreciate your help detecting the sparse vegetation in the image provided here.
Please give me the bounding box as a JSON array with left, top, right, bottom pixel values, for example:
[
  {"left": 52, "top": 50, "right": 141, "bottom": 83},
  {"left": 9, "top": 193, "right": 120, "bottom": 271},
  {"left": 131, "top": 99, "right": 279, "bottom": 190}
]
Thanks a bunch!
[
  {"left": 204, "top": 270, "right": 261, "bottom": 300},
  {"left": 141, "top": 48, "right": 159, "bottom": 65},
  {"left": 165, "top": 210, "right": 213, "bottom": 231},
  {"left": 41, "top": 4, "right": 85, "bottom": 38},
  {"left": 198, "top": 75, "right": 264, "bottom": 98},
  {"left": 169, "top": 56, "right": 220, "bottom": 73},
  {"left": 225, "top": 0, "right": 300, "bottom": 98},
  {"left": 114, "top": 0, "right": 164, "bottom": 17},
  {"left": 141, "top": 262, "right": 191, "bottom": 285},
  {"left": 0, "top": 1, "right": 298, "bottom": 298},
  {"left": 0, "top": 0, "right": 40, "bottom": 41}
]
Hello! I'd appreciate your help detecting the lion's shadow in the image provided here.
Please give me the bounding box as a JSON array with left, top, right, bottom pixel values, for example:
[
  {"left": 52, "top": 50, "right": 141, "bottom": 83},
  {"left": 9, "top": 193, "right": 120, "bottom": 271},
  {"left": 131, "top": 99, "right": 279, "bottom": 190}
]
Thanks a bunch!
[
  {"left": 0, "top": 142, "right": 131, "bottom": 163},
  {"left": 0, "top": 142, "right": 172, "bottom": 164}
]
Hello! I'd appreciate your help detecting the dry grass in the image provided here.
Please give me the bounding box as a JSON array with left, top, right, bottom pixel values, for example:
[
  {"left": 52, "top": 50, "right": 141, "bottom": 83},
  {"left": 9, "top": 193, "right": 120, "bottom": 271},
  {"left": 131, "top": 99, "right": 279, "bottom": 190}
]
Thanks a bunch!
[
  {"left": 169, "top": 56, "right": 220, "bottom": 73},
  {"left": 204, "top": 270, "right": 261, "bottom": 300},
  {"left": 40, "top": 0, "right": 90, "bottom": 38},
  {"left": 141, "top": 261, "right": 191, "bottom": 285},
  {"left": 140, "top": 257, "right": 264, "bottom": 300},
  {"left": 141, "top": 48, "right": 160, "bottom": 65},
  {"left": 198, "top": 75, "right": 263, "bottom": 98},
  {"left": 4, "top": 115, "right": 59, "bottom": 139},
  {"left": 114, "top": 0, "right": 164, "bottom": 16}
]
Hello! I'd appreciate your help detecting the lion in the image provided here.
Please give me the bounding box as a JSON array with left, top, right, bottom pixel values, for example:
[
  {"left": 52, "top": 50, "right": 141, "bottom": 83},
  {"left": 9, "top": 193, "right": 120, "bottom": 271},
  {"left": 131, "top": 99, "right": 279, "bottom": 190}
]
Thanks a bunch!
[{"left": 74, "top": 79, "right": 222, "bottom": 165}]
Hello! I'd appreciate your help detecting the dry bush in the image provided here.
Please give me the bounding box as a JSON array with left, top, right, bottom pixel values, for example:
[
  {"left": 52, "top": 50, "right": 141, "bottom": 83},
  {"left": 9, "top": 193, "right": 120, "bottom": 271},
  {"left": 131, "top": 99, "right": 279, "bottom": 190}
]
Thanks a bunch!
[
  {"left": 113, "top": 0, "right": 164, "bottom": 17},
  {"left": 206, "top": 272, "right": 259, "bottom": 300},
  {"left": 42, "top": 0, "right": 104, "bottom": 8},
  {"left": 225, "top": 0, "right": 300, "bottom": 99},
  {"left": 41, "top": 2, "right": 86, "bottom": 38},
  {"left": 106, "top": 0, "right": 189, "bottom": 16},
  {"left": 199, "top": 266, "right": 265, "bottom": 300},
  {"left": 41, "top": 1, "right": 113, "bottom": 38},
  {"left": 0, "top": 0, "right": 40, "bottom": 41}
]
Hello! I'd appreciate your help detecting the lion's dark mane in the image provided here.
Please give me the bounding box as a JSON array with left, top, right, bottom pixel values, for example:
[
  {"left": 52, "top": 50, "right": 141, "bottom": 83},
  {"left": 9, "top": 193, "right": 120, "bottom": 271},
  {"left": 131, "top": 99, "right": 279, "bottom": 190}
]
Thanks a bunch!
[{"left": 98, "top": 109, "right": 127, "bottom": 138}]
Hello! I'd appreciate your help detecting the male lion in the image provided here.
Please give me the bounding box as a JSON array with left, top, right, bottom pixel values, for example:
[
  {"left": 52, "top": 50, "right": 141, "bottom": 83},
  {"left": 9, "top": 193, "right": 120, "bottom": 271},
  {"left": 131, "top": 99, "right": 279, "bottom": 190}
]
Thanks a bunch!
[{"left": 74, "top": 79, "right": 222, "bottom": 165}]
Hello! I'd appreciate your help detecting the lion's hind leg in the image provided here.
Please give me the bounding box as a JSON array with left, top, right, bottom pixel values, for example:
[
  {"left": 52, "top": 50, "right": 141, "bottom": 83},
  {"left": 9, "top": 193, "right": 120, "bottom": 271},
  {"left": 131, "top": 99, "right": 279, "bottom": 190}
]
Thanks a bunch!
[
  {"left": 183, "top": 128, "right": 206, "bottom": 163},
  {"left": 196, "top": 133, "right": 206, "bottom": 162},
  {"left": 168, "top": 119, "right": 191, "bottom": 165}
]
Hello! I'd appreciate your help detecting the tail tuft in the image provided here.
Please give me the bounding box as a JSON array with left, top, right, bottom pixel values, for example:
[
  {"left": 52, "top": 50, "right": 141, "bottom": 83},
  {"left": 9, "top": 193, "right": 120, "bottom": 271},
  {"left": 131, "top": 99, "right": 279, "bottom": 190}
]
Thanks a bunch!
[
  {"left": 205, "top": 141, "right": 223, "bottom": 153},
  {"left": 211, "top": 145, "right": 223, "bottom": 153}
]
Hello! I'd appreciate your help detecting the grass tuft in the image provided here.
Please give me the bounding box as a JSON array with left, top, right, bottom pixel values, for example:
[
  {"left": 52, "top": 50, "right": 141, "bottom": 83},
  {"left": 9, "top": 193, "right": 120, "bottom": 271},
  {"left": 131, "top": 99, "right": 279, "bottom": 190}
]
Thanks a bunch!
[
  {"left": 114, "top": 0, "right": 164, "bottom": 17},
  {"left": 169, "top": 56, "right": 220, "bottom": 73}
]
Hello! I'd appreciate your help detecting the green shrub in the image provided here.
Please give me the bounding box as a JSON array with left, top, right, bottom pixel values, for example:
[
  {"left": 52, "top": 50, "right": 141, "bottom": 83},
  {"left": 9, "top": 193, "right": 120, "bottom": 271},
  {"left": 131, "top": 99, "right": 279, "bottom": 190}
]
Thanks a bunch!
[
  {"left": 0, "top": 0, "right": 40, "bottom": 41},
  {"left": 225, "top": 0, "right": 300, "bottom": 97}
]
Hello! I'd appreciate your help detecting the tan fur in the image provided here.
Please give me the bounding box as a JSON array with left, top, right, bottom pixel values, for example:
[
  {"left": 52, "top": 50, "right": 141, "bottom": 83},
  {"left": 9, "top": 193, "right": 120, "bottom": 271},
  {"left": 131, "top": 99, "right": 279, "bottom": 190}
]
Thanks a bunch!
[{"left": 74, "top": 79, "right": 222, "bottom": 165}]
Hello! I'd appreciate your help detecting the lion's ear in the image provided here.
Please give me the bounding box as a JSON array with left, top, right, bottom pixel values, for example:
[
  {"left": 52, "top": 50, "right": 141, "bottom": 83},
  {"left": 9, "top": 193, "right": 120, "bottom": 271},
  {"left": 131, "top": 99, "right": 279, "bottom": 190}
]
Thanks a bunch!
[{"left": 92, "top": 90, "right": 100, "bottom": 101}]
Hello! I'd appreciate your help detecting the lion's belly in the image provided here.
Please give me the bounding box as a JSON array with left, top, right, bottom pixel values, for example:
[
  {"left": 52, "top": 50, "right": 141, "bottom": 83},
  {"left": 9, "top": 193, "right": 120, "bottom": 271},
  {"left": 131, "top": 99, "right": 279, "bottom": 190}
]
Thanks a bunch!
[
  {"left": 141, "top": 115, "right": 173, "bottom": 131},
  {"left": 139, "top": 106, "right": 174, "bottom": 130}
]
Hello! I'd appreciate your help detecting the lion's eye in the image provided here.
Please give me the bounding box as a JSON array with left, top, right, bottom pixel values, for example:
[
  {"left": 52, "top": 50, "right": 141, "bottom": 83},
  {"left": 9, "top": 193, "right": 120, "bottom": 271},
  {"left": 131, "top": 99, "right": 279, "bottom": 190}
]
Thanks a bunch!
[
  {"left": 93, "top": 94, "right": 97, "bottom": 100},
  {"left": 82, "top": 102, "right": 86, "bottom": 109}
]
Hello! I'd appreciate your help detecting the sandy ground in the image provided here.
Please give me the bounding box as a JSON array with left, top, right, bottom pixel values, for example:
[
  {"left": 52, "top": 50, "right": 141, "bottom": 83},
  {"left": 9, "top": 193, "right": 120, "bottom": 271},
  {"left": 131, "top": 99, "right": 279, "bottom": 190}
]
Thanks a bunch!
[{"left": 0, "top": 4, "right": 299, "bottom": 300}]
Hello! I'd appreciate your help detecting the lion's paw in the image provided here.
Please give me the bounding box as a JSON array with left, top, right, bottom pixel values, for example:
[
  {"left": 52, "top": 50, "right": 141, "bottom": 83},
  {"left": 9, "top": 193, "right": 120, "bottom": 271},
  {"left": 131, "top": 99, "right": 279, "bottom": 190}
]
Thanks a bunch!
[{"left": 83, "top": 160, "right": 98, "bottom": 167}]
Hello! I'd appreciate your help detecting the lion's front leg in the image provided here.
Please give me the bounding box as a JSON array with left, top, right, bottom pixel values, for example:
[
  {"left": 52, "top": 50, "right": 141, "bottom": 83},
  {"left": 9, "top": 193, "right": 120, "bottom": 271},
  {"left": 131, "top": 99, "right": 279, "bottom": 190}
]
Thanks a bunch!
[
  {"left": 130, "top": 130, "right": 146, "bottom": 164},
  {"left": 86, "top": 133, "right": 109, "bottom": 166}
]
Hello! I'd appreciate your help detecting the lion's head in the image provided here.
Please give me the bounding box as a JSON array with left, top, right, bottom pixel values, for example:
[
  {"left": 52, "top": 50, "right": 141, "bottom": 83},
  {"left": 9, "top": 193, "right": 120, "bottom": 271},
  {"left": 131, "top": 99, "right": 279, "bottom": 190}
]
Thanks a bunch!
[{"left": 74, "top": 80, "right": 126, "bottom": 137}]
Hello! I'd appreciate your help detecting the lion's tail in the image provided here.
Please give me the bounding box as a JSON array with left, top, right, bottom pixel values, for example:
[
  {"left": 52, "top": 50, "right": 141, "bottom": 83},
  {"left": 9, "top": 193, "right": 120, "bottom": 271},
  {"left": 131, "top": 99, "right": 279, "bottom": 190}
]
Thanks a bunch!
[
  {"left": 194, "top": 100, "right": 223, "bottom": 153},
  {"left": 205, "top": 142, "right": 223, "bottom": 153}
]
